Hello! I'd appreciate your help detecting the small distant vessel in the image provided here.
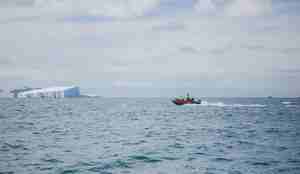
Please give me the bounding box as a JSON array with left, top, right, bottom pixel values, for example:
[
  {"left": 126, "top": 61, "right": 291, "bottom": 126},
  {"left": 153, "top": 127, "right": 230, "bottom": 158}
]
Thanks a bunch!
[{"left": 172, "top": 93, "right": 201, "bottom": 105}]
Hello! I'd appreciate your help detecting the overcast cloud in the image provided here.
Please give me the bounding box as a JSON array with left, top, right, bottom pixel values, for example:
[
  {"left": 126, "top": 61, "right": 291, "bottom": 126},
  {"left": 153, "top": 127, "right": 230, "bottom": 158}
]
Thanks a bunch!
[{"left": 0, "top": 0, "right": 300, "bottom": 97}]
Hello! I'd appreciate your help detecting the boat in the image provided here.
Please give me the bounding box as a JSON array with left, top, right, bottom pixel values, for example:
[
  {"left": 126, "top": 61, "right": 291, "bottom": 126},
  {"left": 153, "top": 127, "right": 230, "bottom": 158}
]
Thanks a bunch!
[{"left": 172, "top": 93, "right": 201, "bottom": 105}]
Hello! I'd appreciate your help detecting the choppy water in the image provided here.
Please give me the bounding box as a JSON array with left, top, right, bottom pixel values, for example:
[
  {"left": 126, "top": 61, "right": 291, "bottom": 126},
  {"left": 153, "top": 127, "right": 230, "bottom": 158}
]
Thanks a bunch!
[{"left": 0, "top": 97, "right": 300, "bottom": 174}]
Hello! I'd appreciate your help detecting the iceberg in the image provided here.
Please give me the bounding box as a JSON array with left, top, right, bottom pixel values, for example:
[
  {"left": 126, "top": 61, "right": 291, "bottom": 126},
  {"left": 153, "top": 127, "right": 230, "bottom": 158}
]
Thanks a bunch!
[{"left": 18, "top": 86, "right": 80, "bottom": 98}]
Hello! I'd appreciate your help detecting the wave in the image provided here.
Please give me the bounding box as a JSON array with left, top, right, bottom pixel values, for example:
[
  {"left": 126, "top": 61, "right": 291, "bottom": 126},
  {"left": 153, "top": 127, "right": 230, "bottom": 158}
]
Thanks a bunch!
[
  {"left": 199, "top": 101, "right": 266, "bottom": 107},
  {"left": 284, "top": 104, "right": 298, "bottom": 107},
  {"left": 281, "top": 101, "right": 299, "bottom": 107},
  {"left": 281, "top": 101, "right": 292, "bottom": 105}
]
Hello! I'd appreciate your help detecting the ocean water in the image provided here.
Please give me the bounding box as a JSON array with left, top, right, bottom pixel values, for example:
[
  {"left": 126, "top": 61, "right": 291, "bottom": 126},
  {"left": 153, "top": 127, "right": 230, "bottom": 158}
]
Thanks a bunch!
[{"left": 0, "top": 97, "right": 300, "bottom": 174}]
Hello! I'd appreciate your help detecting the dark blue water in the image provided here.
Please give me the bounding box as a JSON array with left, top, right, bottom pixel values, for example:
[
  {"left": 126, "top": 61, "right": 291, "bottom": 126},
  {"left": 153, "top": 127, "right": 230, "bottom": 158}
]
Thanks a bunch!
[{"left": 0, "top": 98, "right": 300, "bottom": 174}]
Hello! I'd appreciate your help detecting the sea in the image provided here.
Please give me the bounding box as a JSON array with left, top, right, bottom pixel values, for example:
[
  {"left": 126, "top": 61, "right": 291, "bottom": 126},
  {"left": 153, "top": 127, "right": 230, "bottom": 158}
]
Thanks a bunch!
[{"left": 0, "top": 97, "right": 300, "bottom": 174}]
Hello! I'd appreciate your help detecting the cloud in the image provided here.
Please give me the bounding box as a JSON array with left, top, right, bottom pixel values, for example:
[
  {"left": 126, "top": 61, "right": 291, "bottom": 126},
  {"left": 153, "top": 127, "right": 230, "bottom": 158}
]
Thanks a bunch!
[
  {"left": 209, "top": 48, "right": 226, "bottom": 55},
  {"left": 0, "top": 0, "right": 293, "bottom": 24},
  {"left": 39, "top": 0, "right": 160, "bottom": 18},
  {"left": 0, "top": 0, "right": 162, "bottom": 23},
  {"left": 179, "top": 46, "right": 199, "bottom": 54},
  {"left": 152, "top": 22, "right": 185, "bottom": 31},
  {"left": 224, "top": 0, "right": 272, "bottom": 17},
  {"left": 281, "top": 47, "right": 300, "bottom": 54},
  {"left": 194, "top": 0, "right": 272, "bottom": 16},
  {"left": 1, "top": 1, "right": 300, "bottom": 97},
  {"left": 74, "top": 0, "right": 161, "bottom": 18},
  {"left": 0, "top": 57, "right": 15, "bottom": 66},
  {"left": 194, "top": 0, "right": 217, "bottom": 14},
  {"left": 0, "top": 0, "right": 34, "bottom": 7},
  {"left": 279, "top": 68, "right": 300, "bottom": 74},
  {"left": 112, "top": 80, "right": 154, "bottom": 88},
  {"left": 242, "top": 44, "right": 266, "bottom": 51}
]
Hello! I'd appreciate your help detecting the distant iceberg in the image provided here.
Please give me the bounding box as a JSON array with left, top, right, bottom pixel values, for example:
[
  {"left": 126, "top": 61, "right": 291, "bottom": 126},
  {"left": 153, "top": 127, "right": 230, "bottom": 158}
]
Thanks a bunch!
[{"left": 18, "top": 86, "right": 80, "bottom": 98}]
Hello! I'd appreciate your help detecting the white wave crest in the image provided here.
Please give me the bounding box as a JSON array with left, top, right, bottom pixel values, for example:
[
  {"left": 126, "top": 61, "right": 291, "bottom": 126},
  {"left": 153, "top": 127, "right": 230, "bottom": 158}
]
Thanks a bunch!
[
  {"left": 281, "top": 101, "right": 292, "bottom": 105},
  {"left": 281, "top": 101, "right": 299, "bottom": 107}
]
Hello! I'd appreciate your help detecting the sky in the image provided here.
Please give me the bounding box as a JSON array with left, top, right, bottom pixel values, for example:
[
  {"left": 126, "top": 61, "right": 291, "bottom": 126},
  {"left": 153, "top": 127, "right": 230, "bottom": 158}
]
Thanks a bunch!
[{"left": 0, "top": 0, "right": 300, "bottom": 97}]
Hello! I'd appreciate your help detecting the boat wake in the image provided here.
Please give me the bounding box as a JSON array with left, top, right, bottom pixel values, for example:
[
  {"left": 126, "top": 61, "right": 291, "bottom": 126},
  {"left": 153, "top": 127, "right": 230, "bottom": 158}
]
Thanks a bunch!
[{"left": 198, "top": 101, "right": 266, "bottom": 107}]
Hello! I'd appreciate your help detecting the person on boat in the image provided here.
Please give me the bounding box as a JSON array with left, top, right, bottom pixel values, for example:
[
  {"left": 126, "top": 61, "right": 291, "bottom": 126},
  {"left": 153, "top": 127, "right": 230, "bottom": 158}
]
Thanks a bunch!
[{"left": 187, "top": 93, "right": 194, "bottom": 102}]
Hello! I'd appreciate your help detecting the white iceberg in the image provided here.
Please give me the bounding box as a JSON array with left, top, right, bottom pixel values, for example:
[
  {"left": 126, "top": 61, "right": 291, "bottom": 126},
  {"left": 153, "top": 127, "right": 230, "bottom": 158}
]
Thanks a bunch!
[{"left": 18, "top": 86, "right": 80, "bottom": 98}]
